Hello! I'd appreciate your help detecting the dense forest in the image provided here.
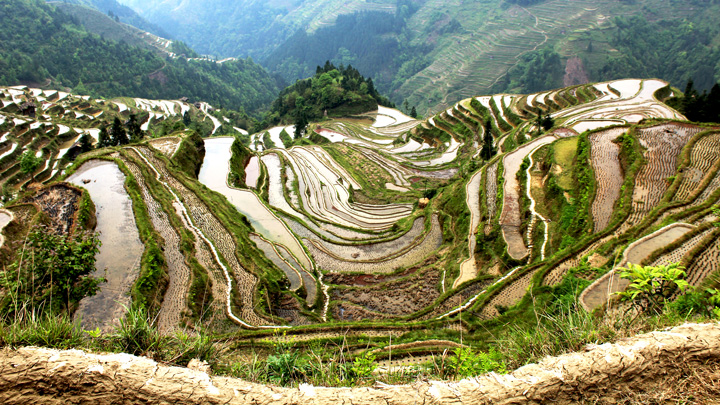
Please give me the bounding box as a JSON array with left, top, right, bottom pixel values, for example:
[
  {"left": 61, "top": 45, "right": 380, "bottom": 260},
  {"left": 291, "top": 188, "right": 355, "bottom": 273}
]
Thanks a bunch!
[
  {"left": 264, "top": 3, "right": 417, "bottom": 82},
  {"left": 0, "top": 0, "right": 280, "bottom": 115},
  {"left": 60, "top": 0, "right": 170, "bottom": 38},
  {"left": 263, "top": 1, "right": 434, "bottom": 103},
  {"left": 258, "top": 62, "right": 394, "bottom": 133},
  {"left": 668, "top": 80, "right": 720, "bottom": 123},
  {"left": 596, "top": 15, "right": 720, "bottom": 91}
]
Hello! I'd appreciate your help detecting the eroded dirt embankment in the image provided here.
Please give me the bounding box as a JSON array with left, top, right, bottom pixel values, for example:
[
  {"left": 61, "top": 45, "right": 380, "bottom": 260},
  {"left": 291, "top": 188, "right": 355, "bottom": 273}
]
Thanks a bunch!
[{"left": 0, "top": 323, "right": 718, "bottom": 404}]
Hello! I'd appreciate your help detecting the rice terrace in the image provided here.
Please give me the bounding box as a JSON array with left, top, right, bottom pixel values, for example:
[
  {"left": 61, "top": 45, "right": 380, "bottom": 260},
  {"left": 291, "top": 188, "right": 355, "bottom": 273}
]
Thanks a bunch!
[{"left": 1, "top": 0, "right": 720, "bottom": 402}]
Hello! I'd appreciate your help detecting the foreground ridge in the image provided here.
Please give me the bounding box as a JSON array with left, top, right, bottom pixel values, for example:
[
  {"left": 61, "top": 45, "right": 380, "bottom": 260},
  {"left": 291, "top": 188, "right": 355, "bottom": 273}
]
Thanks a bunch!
[{"left": 1, "top": 322, "right": 718, "bottom": 404}]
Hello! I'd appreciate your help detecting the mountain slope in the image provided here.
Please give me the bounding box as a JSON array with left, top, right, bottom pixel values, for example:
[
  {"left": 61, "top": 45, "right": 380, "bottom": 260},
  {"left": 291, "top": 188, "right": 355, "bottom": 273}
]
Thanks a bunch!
[
  {"left": 50, "top": 0, "right": 171, "bottom": 38},
  {"left": 118, "top": 0, "right": 720, "bottom": 117},
  {"left": 0, "top": 0, "right": 280, "bottom": 115},
  {"left": 115, "top": 0, "right": 397, "bottom": 59}
]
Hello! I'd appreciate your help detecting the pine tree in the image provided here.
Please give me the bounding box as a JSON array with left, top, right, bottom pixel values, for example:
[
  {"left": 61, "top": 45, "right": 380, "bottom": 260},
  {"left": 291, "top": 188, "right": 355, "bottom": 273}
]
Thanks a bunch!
[
  {"left": 480, "top": 120, "right": 495, "bottom": 160},
  {"left": 97, "top": 126, "right": 110, "bottom": 148},
  {"left": 127, "top": 114, "right": 143, "bottom": 143},
  {"left": 78, "top": 134, "right": 93, "bottom": 153},
  {"left": 410, "top": 106, "right": 417, "bottom": 118},
  {"left": 111, "top": 117, "right": 128, "bottom": 146},
  {"left": 294, "top": 115, "right": 307, "bottom": 139}
]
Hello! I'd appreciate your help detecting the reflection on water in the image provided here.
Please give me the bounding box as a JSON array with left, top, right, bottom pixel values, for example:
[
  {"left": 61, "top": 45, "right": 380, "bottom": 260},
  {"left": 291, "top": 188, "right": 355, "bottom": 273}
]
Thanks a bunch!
[
  {"left": 198, "top": 138, "right": 312, "bottom": 271},
  {"left": 67, "top": 160, "right": 144, "bottom": 332},
  {"left": 245, "top": 156, "right": 259, "bottom": 188}
]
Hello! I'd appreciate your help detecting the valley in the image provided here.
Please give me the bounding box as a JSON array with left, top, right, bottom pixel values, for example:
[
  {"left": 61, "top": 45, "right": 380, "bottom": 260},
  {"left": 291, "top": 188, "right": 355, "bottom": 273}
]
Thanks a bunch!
[
  {"left": 0, "top": 0, "right": 719, "bottom": 401},
  {"left": 1, "top": 71, "right": 719, "bottom": 383}
]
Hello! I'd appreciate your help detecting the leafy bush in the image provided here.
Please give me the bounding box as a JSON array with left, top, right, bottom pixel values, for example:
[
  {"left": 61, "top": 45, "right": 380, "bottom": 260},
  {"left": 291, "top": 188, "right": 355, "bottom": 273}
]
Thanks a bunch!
[
  {"left": 442, "top": 347, "right": 506, "bottom": 379},
  {"left": 349, "top": 352, "right": 377, "bottom": 381},
  {"left": 19, "top": 150, "right": 42, "bottom": 174},
  {"left": 0, "top": 226, "right": 102, "bottom": 317},
  {"left": 616, "top": 263, "right": 689, "bottom": 315}
]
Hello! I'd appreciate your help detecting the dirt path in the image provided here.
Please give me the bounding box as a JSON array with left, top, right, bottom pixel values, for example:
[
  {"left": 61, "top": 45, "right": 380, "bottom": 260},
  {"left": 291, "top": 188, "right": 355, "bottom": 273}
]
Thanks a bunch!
[{"left": 2, "top": 323, "right": 718, "bottom": 404}]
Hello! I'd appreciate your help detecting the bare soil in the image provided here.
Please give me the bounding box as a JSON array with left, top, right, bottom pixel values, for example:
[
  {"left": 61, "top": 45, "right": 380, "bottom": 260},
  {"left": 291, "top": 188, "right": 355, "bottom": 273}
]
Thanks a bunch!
[{"left": 21, "top": 183, "right": 81, "bottom": 234}]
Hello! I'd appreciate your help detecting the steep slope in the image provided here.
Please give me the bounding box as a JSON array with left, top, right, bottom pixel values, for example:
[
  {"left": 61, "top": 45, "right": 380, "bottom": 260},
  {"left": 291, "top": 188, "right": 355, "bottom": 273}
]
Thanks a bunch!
[
  {"left": 119, "top": 0, "right": 720, "bottom": 116},
  {"left": 115, "top": 0, "right": 397, "bottom": 59},
  {"left": 52, "top": 0, "right": 170, "bottom": 38},
  {"left": 1, "top": 0, "right": 280, "bottom": 115},
  {"left": 51, "top": 2, "right": 184, "bottom": 55}
]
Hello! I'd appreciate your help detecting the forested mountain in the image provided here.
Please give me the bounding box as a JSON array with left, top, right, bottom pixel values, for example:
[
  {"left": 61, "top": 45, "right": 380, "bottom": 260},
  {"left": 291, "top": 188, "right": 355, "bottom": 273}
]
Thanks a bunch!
[
  {"left": 1, "top": 0, "right": 280, "bottom": 115},
  {"left": 263, "top": 2, "right": 422, "bottom": 86},
  {"left": 50, "top": 0, "right": 170, "bottom": 38},
  {"left": 118, "top": 0, "right": 720, "bottom": 116},
  {"left": 259, "top": 62, "right": 394, "bottom": 132}
]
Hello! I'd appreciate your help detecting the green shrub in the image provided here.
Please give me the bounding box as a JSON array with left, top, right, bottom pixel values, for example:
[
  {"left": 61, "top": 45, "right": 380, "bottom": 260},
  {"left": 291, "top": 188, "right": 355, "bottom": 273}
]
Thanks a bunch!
[
  {"left": 349, "top": 352, "right": 377, "bottom": 381},
  {"left": 443, "top": 347, "right": 506, "bottom": 379},
  {"left": 616, "top": 263, "right": 689, "bottom": 315}
]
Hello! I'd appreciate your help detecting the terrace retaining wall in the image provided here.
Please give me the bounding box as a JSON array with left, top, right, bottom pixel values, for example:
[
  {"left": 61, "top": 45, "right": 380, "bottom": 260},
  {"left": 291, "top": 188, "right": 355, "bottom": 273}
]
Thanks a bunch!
[{"left": 0, "top": 322, "right": 718, "bottom": 404}]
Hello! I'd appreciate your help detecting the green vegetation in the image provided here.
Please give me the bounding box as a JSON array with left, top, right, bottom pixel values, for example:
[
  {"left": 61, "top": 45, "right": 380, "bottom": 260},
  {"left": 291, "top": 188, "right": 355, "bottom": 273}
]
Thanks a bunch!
[
  {"left": 228, "top": 136, "right": 253, "bottom": 188},
  {"left": 668, "top": 80, "right": 720, "bottom": 123},
  {"left": 616, "top": 263, "right": 690, "bottom": 315},
  {"left": 265, "top": 2, "right": 425, "bottom": 92},
  {"left": 0, "top": 0, "right": 280, "bottom": 115},
  {"left": 259, "top": 62, "right": 393, "bottom": 130},
  {"left": 0, "top": 226, "right": 102, "bottom": 318},
  {"left": 171, "top": 131, "right": 206, "bottom": 177},
  {"left": 552, "top": 137, "right": 578, "bottom": 190}
]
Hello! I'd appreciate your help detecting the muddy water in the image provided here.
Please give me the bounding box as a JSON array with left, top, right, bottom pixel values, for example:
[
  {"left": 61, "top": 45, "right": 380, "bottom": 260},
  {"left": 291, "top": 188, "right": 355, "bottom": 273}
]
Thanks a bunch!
[
  {"left": 67, "top": 160, "right": 144, "bottom": 332},
  {"left": 245, "top": 156, "right": 259, "bottom": 188},
  {"left": 0, "top": 210, "right": 12, "bottom": 229},
  {"left": 198, "top": 138, "right": 312, "bottom": 271}
]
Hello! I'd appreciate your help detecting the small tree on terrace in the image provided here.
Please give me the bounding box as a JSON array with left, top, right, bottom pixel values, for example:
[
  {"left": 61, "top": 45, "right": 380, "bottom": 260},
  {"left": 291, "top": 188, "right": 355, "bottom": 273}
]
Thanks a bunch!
[
  {"left": 127, "top": 114, "right": 144, "bottom": 143},
  {"left": 111, "top": 117, "right": 128, "bottom": 146},
  {"left": 97, "top": 126, "right": 111, "bottom": 148},
  {"left": 0, "top": 226, "right": 103, "bottom": 317},
  {"left": 480, "top": 120, "right": 495, "bottom": 160}
]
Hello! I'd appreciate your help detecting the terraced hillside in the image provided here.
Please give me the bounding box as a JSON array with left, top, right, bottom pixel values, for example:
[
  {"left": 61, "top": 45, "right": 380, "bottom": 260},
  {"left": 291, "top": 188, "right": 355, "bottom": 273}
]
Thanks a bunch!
[{"left": 2, "top": 77, "right": 719, "bottom": 369}]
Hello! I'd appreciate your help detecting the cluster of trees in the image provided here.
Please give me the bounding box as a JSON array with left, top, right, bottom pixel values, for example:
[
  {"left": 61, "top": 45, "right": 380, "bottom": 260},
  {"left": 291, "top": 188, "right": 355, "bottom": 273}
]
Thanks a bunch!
[
  {"left": 0, "top": 0, "right": 280, "bottom": 116},
  {"left": 259, "top": 62, "right": 394, "bottom": 135},
  {"left": 264, "top": 1, "right": 433, "bottom": 103},
  {"left": 669, "top": 80, "right": 720, "bottom": 123},
  {"left": 97, "top": 115, "right": 144, "bottom": 147},
  {"left": 597, "top": 15, "right": 720, "bottom": 92},
  {"left": 264, "top": 4, "right": 416, "bottom": 82}
]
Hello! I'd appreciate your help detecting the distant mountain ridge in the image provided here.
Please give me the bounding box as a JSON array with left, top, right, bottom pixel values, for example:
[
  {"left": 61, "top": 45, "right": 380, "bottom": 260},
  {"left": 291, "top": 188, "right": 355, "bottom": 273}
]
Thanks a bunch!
[
  {"left": 1, "top": 0, "right": 281, "bottom": 116},
  {"left": 48, "top": 0, "right": 171, "bottom": 39},
  {"left": 118, "top": 0, "right": 720, "bottom": 117}
]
